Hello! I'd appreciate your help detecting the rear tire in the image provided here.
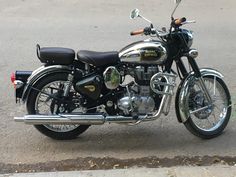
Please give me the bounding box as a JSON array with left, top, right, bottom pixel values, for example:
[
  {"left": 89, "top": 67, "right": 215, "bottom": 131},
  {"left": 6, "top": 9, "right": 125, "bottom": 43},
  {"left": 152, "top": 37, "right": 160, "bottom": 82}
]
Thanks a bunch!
[{"left": 26, "top": 73, "right": 91, "bottom": 140}]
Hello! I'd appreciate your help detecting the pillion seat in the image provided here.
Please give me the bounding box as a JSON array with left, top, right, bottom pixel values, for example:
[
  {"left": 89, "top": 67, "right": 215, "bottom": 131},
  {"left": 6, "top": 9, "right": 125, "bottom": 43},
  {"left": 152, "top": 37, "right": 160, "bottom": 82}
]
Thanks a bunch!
[
  {"left": 77, "top": 50, "right": 120, "bottom": 67},
  {"left": 37, "top": 45, "right": 75, "bottom": 65}
]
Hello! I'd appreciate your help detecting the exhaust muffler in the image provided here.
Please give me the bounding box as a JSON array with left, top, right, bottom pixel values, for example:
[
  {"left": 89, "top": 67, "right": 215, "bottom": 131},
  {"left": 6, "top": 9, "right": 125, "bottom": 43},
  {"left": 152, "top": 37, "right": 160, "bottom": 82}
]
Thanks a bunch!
[
  {"left": 14, "top": 114, "right": 105, "bottom": 125},
  {"left": 14, "top": 114, "right": 148, "bottom": 125}
]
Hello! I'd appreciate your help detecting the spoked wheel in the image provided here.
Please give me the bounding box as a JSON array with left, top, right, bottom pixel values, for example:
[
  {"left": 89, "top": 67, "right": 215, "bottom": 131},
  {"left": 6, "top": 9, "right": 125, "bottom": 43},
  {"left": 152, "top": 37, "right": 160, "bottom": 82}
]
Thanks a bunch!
[
  {"left": 176, "top": 75, "right": 231, "bottom": 139},
  {"left": 26, "top": 73, "right": 91, "bottom": 140}
]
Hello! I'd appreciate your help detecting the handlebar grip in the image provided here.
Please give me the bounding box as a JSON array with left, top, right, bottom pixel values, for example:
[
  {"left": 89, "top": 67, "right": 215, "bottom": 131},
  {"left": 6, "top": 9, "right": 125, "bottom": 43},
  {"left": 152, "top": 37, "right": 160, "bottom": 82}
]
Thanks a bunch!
[
  {"left": 174, "top": 17, "right": 186, "bottom": 26},
  {"left": 130, "top": 29, "right": 144, "bottom": 36}
]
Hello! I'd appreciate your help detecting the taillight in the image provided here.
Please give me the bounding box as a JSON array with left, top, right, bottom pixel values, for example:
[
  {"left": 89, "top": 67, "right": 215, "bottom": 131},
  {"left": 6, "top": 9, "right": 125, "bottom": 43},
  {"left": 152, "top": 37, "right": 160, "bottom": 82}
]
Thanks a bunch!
[
  {"left": 11, "top": 72, "right": 16, "bottom": 84},
  {"left": 11, "top": 72, "right": 24, "bottom": 89}
]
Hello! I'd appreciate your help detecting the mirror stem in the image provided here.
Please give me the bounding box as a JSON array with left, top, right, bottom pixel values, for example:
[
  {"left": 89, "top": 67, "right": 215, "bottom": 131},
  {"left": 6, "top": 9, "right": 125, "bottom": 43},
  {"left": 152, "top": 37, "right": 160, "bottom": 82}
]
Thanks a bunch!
[
  {"left": 139, "top": 15, "right": 152, "bottom": 24},
  {"left": 171, "top": 2, "right": 180, "bottom": 19}
]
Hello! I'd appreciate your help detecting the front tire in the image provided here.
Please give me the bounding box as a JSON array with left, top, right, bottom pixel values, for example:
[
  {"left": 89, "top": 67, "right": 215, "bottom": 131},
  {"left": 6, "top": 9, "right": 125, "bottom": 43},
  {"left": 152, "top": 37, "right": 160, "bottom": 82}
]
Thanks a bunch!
[
  {"left": 176, "top": 75, "right": 231, "bottom": 139},
  {"left": 26, "top": 73, "right": 91, "bottom": 140}
]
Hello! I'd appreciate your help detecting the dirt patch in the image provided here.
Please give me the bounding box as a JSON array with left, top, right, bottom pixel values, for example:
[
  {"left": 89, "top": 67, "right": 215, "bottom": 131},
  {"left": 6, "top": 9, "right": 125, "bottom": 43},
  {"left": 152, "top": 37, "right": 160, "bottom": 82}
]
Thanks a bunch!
[{"left": 1, "top": 156, "right": 236, "bottom": 174}]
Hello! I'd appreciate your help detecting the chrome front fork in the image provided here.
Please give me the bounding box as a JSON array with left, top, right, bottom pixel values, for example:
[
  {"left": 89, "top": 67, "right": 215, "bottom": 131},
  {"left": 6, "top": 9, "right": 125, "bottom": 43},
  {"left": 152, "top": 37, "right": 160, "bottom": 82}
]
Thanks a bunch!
[
  {"left": 187, "top": 56, "right": 213, "bottom": 104},
  {"left": 198, "top": 77, "right": 213, "bottom": 104}
]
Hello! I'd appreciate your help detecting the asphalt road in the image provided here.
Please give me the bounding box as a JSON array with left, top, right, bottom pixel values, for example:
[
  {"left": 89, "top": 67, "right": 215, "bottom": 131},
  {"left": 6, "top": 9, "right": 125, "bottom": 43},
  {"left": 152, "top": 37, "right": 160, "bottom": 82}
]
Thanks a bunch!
[{"left": 0, "top": 0, "right": 236, "bottom": 167}]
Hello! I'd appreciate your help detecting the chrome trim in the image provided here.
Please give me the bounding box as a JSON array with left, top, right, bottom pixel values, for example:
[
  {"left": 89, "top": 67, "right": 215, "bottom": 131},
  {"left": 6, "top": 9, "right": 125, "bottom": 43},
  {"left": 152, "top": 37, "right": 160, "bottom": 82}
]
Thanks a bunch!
[
  {"left": 198, "top": 77, "right": 213, "bottom": 103},
  {"left": 119, "top": 41, "right": 167, "bottom": 64},
  {"left": 163, "top": 95, "right": 173, "bottom": 116},
  {"left": 182, "top": 20, "right": 196, "bottom": 25},
  {"left": 178, "top": 68, "right": 224, "bottom": 123},
  {"left": 28, "top": 66, "right": 45, "bottom": 80},
  {"left": 171, "top": 0, "right": 182, "bottom": 19},
  {"left": 103, "top": 66, "right": 120, "bottom": 90},
  {"left": 14, "top": 114, "right": 105, "bottom": 125},
  {"left": 14, "top": 93, "right": 168, "bottom": 125},
  {"left": 15, "top": 114, "right": 146, "bottom": 124},
  {"left": 27, "top": 65, "right": 71, "bottom": 84},
  {"left": 189, "top": 49, "right": 198, "bottom": 58},
  {"left": 63, "top": 74, "right": 74, "bottom": 97},
  {"left": 199, "top": 68, "right": 224, "bottom": 78},
  {"left": 119, "top": 42, "right": 167, "bottom": 56},
  {"left": 186, "top": 30, "right": 193, "bottom": 47},
  {"left": 150, "top": 72, "right": 177, "bottom": 95},
  {"left": 85, "top": 63, "right": 90, "bottom": 73},
  {"left": 14, "top": 80, "right": 24, "bottom": 89},
  {"left": 189, "top": 105, "right": 211, "bottom": 114},
  {"left": 146, "top": 94, "right": 168, "bottom": 120},
  {"left": 22, "top": 65, "right": 72, "bottom": 101}
]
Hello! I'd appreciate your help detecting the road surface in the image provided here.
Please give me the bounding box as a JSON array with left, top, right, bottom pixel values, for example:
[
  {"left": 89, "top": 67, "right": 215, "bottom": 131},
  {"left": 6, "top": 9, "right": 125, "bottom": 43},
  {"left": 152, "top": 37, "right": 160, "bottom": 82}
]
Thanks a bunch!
[{"left": 0, "top": 0, "right": 236, "bottom": 172}]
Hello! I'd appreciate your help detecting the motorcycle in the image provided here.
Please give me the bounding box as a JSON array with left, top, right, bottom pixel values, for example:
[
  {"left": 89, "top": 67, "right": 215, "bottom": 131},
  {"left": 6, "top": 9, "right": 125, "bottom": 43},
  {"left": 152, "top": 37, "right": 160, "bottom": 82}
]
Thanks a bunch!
[{"left": 11, "top": 0, "right": 231, "bottom": 140}]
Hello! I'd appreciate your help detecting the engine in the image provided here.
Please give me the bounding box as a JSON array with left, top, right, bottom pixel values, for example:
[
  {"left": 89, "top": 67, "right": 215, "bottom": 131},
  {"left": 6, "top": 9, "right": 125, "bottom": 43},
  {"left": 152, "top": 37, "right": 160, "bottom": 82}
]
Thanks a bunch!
[
  {"left": 117, "top": 85, "right": 156, "bottom": 115},
  {"left": 116, "top": 66, "right": 158, "bottom": 115},
  {"left": 129, "top": 66, "right": 159, "bottom": 85},
  {"left": 103, "top": 65, "right": 176, "bottom": 116}
]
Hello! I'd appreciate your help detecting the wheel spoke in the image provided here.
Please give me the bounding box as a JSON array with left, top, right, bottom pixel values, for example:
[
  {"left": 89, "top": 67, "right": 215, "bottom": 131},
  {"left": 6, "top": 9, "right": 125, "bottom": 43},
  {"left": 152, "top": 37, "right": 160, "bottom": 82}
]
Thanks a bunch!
[
  {"left": 35, "top": 80, "right": 82, "bottom": 132},
  {"left": 212, "top": 109, "right": 219, "bottom": 123},
  {"left": 206, "top": 117, "right": 215, "bottom": 127},
  {"left": 186, "top": 76, "right": 229, "bottom": 132}
]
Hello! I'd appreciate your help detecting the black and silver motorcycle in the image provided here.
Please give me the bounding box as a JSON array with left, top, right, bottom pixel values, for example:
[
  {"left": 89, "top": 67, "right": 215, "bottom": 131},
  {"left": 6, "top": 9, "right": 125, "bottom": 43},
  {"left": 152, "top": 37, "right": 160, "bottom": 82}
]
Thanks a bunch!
[{"left": 11, "top": 0, "right": 231, "bottom": 140}]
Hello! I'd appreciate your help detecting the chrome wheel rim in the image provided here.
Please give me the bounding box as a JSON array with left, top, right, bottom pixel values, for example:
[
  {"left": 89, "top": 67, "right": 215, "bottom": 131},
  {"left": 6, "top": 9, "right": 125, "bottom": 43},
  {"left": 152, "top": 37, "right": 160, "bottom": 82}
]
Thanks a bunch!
[
  {"left": 35, "top": 80, "right": 81, "bottom": 133},
  {"left": 187, "top": 77, "right": 229, "bottom": 132}
]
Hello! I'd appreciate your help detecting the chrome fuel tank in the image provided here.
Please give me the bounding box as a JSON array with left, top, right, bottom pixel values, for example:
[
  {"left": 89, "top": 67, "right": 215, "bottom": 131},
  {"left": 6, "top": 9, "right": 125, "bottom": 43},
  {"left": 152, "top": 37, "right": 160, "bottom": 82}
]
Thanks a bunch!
[{"left": 119, "top": 40, "right": 168, "bottom": 65}]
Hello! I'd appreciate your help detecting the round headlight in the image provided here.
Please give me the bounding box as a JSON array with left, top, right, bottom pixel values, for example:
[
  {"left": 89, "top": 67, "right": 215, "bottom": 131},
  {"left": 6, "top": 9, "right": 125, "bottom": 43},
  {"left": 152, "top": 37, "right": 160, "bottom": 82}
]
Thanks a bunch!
[{"left": 187, "top": 30, "right": 193, "bottom": 47}]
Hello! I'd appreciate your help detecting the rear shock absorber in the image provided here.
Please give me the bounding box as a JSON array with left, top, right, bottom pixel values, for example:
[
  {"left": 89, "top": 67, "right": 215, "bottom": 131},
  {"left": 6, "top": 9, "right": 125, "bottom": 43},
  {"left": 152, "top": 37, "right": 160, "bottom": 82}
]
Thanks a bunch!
[{"left": 63, "top": 73, "right": 74, "bottom": 97}]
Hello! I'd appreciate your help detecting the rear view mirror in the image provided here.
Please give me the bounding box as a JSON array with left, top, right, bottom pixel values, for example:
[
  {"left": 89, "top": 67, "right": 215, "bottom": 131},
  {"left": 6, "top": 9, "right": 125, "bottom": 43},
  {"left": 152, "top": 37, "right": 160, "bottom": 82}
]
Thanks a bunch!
[
  {"left": 172, "top": 0, "right": 182, "bottom": 19},
  {"left": 130, "top": 9, "right": 140, "bottom": 19},
  {"left": 174, "top": 0, "right": 181, "bottom": 4}
]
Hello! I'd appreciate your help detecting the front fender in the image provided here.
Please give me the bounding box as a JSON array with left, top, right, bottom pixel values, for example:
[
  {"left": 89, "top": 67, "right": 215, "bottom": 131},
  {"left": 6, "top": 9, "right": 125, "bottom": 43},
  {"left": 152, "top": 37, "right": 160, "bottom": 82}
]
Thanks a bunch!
[
  {"left": 176, "top": 68, "right": 224, "bottom": 123},
  {"left": 22, "top": 65, "right": 72, "bottom": 102}
]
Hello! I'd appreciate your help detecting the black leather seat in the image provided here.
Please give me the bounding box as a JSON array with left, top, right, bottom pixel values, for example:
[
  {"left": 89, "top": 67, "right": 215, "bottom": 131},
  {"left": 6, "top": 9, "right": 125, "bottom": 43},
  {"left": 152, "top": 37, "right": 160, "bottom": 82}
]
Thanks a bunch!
[
  {"left": 77, "top": 50, "right": 120, "bottom": 67},
  {"left": 37, "top": 46, "right": 75, "bottom": 65}
]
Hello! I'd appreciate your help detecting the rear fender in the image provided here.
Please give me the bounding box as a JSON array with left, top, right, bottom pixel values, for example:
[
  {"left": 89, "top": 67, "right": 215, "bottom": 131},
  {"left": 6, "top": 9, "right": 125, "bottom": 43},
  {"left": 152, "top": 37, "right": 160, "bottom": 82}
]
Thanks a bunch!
[
  {"left": 176, "top": 68, "right": 224, "bottom": 123},
  {"left": 14, "top": 71, "right": 32, "bottom": 103},
  {"left": 22, "top": 65, "right": 73, "bottom": 102}
]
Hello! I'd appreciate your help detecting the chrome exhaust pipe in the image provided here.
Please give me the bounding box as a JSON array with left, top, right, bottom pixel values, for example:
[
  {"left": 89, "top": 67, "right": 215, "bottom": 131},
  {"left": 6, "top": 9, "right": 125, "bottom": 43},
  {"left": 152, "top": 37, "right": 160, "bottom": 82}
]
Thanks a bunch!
[
  {"left": 14, "top": 94, "right": 168, "bottom": 125},
  {"left": 14, "top": 114, "right": 105, "bottom": 125},
  {"left": 14, "top": 89, "right": 171, "bottom": 125},
  {"left": 14, "top": 114, "right": 152, "bottom": 125}
]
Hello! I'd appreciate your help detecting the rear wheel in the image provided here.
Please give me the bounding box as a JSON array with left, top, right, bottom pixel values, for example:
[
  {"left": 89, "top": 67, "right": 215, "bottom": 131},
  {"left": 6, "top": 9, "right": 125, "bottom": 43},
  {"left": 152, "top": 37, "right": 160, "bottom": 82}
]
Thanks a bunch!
[
  {"left": 26, "top": 73, "right": 91, "bottom": 140},
  {"left": 176, "top": 75, "right": 231, "bottom": 139}
]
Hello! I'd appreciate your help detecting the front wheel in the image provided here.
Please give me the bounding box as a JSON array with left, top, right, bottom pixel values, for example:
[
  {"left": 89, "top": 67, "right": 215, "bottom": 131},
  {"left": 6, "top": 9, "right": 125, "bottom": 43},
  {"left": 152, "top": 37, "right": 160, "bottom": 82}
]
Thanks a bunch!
[
  {"left": 26, "top": 73, "right": 91, "bottom": 140},
  {"left": 176, "top": 75, "right": 232, "bottom": 139}
]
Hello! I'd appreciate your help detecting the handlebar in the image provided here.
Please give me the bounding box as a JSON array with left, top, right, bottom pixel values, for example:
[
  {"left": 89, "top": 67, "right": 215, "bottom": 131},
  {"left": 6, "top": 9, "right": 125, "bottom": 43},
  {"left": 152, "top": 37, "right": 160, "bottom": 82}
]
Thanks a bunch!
[
  {"left": 130, "top": 17, "right": 195, "bottom": 38},
  {"left": 130, "top": 29, "right": 144, "bottom": 36},
  {"left": 130, "top": 27, "right": 157, "bottom": 36},
  {"left": 173, "top": 17, "right": 186, "bottom": 26},
  {"left": 130, "top": 27, "right": 169, "bottom": 38}
]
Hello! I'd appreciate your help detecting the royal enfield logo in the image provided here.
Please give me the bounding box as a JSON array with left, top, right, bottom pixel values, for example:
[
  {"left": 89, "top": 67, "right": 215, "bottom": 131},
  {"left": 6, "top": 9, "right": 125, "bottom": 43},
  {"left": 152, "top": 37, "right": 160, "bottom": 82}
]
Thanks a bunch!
[
  {"left": 84, "top": 85, "right": 96, "bottom": 92},
  {"left": 144, "top": 50, "right": 158, "bottom": 57}
]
